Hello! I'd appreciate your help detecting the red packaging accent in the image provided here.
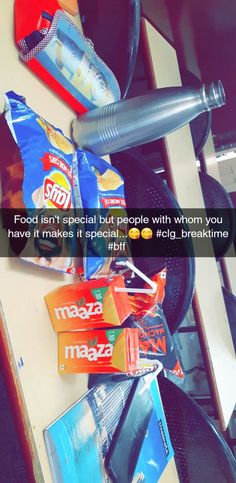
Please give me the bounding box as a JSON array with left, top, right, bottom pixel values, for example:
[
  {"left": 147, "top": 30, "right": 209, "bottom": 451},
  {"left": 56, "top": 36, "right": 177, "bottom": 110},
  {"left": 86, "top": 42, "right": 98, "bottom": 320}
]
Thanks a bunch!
[
  {"left": 15, "top": 0, "right": 61, "bottom": 43},
  {"left": 100, "top": 198, "right": 127, "bottom": 208},
  {"left": 41, "top": 153, "right": 73, "bottom": 181}
]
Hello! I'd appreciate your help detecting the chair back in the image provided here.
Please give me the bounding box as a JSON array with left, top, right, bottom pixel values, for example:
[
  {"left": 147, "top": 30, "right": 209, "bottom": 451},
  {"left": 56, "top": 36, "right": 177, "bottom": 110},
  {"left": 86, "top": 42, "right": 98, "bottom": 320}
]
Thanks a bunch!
[{"left": 159, "top": 376, "right": 236, "bottom": 483}]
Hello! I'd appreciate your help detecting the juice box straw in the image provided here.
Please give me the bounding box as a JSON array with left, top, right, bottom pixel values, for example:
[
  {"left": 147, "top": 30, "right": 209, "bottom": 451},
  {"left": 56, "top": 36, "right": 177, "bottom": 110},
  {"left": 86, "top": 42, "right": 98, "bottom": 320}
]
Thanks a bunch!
[{"left": 114, "top": 260, "right": 157, "bottom": 294}]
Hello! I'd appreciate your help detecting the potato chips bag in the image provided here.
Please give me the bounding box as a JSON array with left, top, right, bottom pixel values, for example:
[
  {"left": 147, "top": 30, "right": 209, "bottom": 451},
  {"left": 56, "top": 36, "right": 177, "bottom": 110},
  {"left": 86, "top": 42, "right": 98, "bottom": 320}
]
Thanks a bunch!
[
  {"left": 73, "top": 149, "right": 131, "bottom": 279},
  {"left": 0, "top": 91, "right": 75, "bottom": 273}
]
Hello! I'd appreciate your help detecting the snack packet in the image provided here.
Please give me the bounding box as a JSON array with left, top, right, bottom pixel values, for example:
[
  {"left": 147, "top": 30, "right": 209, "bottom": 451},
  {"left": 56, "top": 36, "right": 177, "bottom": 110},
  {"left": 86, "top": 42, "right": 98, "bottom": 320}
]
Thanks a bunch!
[
  {"left": 73, "top": 148, "right": 131, "bottom": 279},
  {"left": 127, "top": 269, "right": 184, "bottom": 381},
  {"left": 16, "top": 6, "right": 120, "bottom": 113},
  {"left": 0, "top": 91, "right": 75, "bottom": 273}
]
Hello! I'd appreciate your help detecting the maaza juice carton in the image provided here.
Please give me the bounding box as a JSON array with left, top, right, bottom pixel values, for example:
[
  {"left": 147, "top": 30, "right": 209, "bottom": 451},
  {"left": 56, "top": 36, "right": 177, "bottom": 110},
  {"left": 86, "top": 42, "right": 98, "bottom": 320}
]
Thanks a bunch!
[
  {"left": 58, "top": 328, "right": 140, "bottom": 374},
  {"left": 45, "top": 276, "right": 131, "bottom": 332}
]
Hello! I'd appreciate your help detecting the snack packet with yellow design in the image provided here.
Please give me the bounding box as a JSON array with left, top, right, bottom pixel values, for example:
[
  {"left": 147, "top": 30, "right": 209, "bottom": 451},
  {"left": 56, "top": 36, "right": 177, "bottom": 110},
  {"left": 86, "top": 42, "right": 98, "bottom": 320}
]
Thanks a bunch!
[
  {"left": 73, "top": 148, "right": 131, "bottom": 279},
  {"left": 0, "top": 91, "right": 75, "bottom": 273}
]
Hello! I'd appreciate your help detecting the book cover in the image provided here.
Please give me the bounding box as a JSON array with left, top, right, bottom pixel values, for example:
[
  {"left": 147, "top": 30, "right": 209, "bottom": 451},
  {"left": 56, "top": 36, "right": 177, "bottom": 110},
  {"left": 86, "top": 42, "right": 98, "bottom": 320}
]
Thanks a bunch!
[{"left": 44, "top": 378, "right": 174, "bottom": 483}]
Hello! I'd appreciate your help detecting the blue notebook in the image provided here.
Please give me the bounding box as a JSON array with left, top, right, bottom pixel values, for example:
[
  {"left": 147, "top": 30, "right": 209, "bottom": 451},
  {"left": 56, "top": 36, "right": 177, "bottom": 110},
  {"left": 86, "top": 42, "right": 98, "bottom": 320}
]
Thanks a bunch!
[{"left": 44, "top": 378, "right": 174, "bottom": 482}]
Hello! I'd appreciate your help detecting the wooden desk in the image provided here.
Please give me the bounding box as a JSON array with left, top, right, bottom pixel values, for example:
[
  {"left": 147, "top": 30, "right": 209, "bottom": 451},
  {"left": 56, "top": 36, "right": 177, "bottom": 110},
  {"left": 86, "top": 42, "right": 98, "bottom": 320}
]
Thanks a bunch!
[
  {"left": 0, "top": 2, "right": 93, "bottom": 481},
  {"left": 1, "top": 1, "right": 233, "bottom": 481},
  {"left": 142, "top": 18, "right": 236, "bottom": 431},
  {"left": 159, "top": 458, "right": 179, "bottom": 483},
  {"left": 0, "top": 3, "right": 180, "bottom": 482}
]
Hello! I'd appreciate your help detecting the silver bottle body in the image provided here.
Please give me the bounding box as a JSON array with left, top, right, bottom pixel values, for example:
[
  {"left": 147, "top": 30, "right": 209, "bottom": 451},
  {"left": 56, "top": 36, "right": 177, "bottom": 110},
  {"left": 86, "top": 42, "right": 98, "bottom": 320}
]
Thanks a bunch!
[{"left": 72, "top": 82, "right": 225, "bottom": 156}]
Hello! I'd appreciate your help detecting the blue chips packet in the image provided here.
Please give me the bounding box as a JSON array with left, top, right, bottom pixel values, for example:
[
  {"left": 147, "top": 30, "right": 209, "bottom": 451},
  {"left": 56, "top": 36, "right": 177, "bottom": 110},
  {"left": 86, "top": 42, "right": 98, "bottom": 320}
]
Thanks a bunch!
[
  {"left": 73, "top": 149, "right": 131, "bottom": 279},
  {"left": 2, "top": 91, "right": 76, "bottom": 273}
]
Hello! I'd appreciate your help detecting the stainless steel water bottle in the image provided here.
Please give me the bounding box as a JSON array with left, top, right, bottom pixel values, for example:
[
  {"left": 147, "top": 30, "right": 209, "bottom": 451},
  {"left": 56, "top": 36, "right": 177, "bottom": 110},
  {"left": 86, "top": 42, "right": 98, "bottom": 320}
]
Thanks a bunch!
[{"left": 72, "top": 81, "right": 225, "bottom": 156}]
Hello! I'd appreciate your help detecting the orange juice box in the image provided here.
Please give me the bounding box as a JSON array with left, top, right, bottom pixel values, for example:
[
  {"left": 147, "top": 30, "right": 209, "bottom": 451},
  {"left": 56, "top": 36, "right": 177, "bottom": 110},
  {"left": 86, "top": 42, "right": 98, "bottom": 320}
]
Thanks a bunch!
[
  {"left": 58, "top": 328, "right": 140, "bottom": 374},
  {"left": 45, "top": 276, "right": 132, "bottom": 333}
]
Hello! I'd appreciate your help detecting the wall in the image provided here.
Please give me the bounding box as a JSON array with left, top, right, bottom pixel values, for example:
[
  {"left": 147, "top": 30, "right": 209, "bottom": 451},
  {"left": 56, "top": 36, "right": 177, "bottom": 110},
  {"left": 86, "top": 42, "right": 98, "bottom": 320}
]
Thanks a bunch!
[{"left": 218, "top": 157, "right": 236, "bottom": 193}]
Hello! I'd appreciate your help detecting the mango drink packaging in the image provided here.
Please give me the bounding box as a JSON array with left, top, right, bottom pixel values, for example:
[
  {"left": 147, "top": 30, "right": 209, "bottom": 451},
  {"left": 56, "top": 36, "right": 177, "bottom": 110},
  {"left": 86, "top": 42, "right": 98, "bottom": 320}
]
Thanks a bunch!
[
  {"left": 58, "top": 328, "right": 140, "bottom": 374},
  {"left": 45, "top": 276, "right": 132, "bottom": 332}
]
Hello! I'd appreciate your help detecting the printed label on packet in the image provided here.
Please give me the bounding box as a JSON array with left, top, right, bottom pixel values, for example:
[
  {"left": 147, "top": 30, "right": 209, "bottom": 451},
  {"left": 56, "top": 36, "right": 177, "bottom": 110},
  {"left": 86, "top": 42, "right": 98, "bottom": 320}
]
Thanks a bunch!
[
  {"left": 100, "top": 197, "right": 126, "bottom": 208},
  {"left": 43, "top": 172, "right": 72, "bottom": 209}
]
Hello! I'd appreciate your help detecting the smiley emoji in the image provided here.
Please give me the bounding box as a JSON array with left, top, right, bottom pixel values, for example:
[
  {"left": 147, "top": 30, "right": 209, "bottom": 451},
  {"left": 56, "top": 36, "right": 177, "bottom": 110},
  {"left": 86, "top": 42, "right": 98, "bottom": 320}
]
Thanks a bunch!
[
  {"left": 128, "top": 228, "right": 140, "bottom": 240},
  {"left": 141, "top": 228, "right": 153, "bottom": 240}
]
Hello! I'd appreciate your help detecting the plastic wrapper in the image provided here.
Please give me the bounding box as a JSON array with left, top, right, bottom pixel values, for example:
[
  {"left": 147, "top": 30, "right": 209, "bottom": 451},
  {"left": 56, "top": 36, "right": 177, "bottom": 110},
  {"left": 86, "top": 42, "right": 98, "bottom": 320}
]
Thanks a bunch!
[
  {"left": 127, "top": 269, "right": 184, "bottom": 382},
  {"left": 88, "top": 364, "right": 161, "bottom": 388},
  {"left": 16, "top": 6, "right": 120, "bottom": 113},
  {"left": 73, "top": 148, "right": 131, "bottom": 279},
  {"left": 0, "top": 91, "right": 75, "bottom": 273}
]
